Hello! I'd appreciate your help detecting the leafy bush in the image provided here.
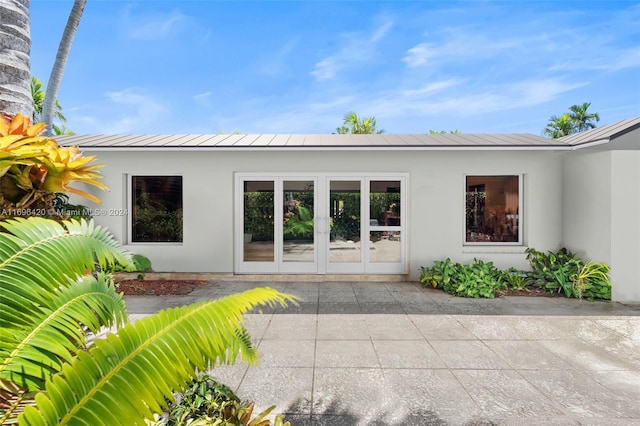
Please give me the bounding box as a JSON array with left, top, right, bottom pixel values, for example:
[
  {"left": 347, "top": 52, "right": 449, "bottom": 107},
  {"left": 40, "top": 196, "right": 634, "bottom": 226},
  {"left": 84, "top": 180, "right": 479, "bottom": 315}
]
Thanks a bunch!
[
  {"left": 152, "top": 374, "right": 290, "bottom": 426},
  {"left": 573, "top": 262, "right": 612, "bottom": 301},
  {"left": 420, "top": 258, "right": 505, "bottom": 298},
  {"left": 502, "top": 267, "right": 529, "bottom": 292},
  {"left": 525, "top": 247, "right": 611, "bottom": 300},
  {"left": 104, "top": 253, "right": 153, "bottom": 273}
]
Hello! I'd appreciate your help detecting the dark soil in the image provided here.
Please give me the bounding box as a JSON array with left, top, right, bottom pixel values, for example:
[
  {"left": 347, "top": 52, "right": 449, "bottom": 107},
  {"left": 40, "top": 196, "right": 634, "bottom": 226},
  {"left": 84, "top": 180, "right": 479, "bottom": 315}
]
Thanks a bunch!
[
  {"left": 117, "top": 280, "right": 209, "bottom": 296},
  {"left": 118, "top": 279, "right": 558, "bottom": 298}
]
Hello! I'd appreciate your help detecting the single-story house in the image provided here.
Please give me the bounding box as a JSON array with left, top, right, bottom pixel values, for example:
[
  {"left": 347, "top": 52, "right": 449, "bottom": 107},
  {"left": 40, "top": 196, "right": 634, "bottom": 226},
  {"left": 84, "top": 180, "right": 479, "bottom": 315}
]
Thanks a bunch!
[{"left": 57, "top": 117, "right": 640, "bottom": 302}]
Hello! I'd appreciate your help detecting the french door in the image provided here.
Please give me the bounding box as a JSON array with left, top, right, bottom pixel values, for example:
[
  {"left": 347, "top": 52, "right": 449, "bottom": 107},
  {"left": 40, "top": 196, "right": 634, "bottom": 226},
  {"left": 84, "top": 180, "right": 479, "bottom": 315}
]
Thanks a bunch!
[{"left": 235, "top": 173, "right": 406, "bottom": 274}]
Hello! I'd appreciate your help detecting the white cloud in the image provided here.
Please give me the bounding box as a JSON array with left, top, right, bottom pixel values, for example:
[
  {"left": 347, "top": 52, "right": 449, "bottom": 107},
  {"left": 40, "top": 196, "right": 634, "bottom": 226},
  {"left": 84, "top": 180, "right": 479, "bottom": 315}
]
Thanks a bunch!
[
  {"left": 101, "top": 89, "right": 168, "bottom": 134},
  {"left": 127, "top": 10, "right": 186, "bottom": 40},
  {"left": 402, "top": 43, "right": 436, "bottom": 67},
  {"left": 310, "top": 19, "right": 394, "bottom": 82}
]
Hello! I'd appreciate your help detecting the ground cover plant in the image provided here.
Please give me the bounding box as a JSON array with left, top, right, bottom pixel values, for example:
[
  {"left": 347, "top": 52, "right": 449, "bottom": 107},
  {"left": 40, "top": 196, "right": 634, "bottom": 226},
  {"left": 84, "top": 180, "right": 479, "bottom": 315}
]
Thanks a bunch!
[
  {"left": 151, "top": 374, "right": 290, "bottom": 426},
  {"left": 420, "top": 247, "right": 611, "bottom": 300}
]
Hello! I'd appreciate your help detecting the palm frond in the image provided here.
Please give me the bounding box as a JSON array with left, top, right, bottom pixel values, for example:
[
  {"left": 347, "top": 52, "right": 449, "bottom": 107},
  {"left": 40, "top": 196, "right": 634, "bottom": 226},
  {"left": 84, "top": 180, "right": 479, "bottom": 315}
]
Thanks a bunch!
[
  {"left": 0, "top": 217, "right": 132, "bottom": 329},
  {"left": 19, "top": 288, "right": 296, "bottom": 425},
  {"left": 0, "top": 273, "right": 127, "bottom": 391}
]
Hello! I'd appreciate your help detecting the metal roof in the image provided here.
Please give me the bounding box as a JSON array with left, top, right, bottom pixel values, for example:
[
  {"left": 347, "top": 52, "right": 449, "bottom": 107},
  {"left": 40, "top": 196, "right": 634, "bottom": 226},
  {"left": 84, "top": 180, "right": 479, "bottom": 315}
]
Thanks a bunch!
[
  {"left": 54, "top": 117, "right": 640, "bottom": 151},
  {"left": 56, "top": 132, "right": 567, "bottom": 150},
  {"left": 557, "top": 116, "right": 640, "bottom": 146}
]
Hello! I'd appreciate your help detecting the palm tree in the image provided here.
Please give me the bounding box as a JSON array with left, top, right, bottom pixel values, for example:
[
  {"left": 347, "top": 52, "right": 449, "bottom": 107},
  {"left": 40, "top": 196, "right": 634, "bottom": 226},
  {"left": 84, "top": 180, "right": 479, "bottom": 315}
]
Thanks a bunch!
[
  {"left": 568, "top": 102, "right": 600, "bottom": 132},
  {"left": 335, "top": 111, "right": 385, "bottom": 134},
  {"left": 543, "top": 113, "right": 574, "bottom": 139},
  {"left": 0, "top": 0, "right": 33, "bottom": 118},
  {"left": 0, "top": 217, "right": 295, "bottom": 424},
  {"left": 31, "top": 76, "right": 72, "bottom": 135},
  {"left": 42, "top": 0, "right": 86, "bottom": 136}
]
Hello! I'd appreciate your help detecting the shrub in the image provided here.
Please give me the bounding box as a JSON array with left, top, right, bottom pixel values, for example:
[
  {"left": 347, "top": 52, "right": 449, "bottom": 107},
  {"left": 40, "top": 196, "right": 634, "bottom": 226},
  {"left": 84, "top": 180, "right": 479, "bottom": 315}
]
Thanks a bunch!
[
  {"left": 152, "top": 374, "right": 290, "bottom": 426},
  {"left": 420, "top": 258, "right": 505, "bottom": 298},
  {"left": 525, "top": 247, "right": 611, "bottom": 300}
]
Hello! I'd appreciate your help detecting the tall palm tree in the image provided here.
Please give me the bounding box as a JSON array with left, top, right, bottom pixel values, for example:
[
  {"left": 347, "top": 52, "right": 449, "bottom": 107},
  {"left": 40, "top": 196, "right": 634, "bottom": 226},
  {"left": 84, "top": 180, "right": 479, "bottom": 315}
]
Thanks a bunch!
[
  {"left": 543, "top": 113, "right": 574, "bottom": 139},
  {"left": 42, "top": 0, "right": 86, "bottom": 136},
  {"left": 568, "top": 102, "right": 600, "bottom": 132},
  {"left": 0, "top": 0, "right": 33, "bottom": 118},
  {"left": 335, "top": 111, "right": 385, "bottom": 134},
  {"left": 31, "top": 76, "right": 73, "bottom": 135}
]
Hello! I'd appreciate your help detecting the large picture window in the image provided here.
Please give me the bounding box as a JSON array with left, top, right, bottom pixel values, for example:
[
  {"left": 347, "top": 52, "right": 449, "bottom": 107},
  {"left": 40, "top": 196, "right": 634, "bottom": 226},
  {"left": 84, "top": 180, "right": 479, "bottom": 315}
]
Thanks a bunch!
[
  {"left": 131, "top": 176, "right": 183, "bottom": 243},
  {"left": 466, "top": 175, "right": 520, "bottom": 244}
]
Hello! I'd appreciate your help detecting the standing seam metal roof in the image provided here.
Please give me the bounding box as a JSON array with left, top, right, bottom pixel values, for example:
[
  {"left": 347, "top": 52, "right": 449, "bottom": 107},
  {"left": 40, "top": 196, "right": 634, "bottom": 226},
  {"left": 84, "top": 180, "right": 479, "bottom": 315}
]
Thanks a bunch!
[{"left": 54, "top": 118, "right": 640, "bottom": 149}]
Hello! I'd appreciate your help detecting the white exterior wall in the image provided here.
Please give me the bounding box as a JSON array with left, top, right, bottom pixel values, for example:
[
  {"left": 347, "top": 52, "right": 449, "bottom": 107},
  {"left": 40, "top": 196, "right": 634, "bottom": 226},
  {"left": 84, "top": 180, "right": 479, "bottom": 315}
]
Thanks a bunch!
[
  {"left": 80, "top": 149, "right": 564, "bottom": 280},
  {"left": 610, "top": 151, "right": 640, "bottom": 302},
  {"left": 563, "top": 149, "right": 640, "bottom": 302},
  {"left": 562, "top": 151, "right": 612, "bottom": 263}
]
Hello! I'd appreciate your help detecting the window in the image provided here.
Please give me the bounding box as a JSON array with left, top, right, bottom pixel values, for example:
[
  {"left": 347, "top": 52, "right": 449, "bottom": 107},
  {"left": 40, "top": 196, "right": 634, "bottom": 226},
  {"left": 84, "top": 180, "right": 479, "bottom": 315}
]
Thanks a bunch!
[
  {"left": 466, "top": 175, "right": 520, "bottom": 243},
  {"left": 131, "top": 176, "right": 183, "bottom": 243}
]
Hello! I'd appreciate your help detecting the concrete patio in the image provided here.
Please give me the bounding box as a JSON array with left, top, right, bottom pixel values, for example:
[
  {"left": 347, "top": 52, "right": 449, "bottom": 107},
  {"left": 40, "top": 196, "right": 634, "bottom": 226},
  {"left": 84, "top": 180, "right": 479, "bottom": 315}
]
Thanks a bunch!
[{"left": 124, "top": 281, "right": 640, "bottom": 425}]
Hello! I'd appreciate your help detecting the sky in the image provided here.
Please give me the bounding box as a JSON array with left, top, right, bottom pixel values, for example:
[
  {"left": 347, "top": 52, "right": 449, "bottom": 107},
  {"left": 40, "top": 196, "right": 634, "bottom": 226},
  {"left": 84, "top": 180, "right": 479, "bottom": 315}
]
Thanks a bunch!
[{"left": 30, "top": 0, "right": 640, "bottom": 135}]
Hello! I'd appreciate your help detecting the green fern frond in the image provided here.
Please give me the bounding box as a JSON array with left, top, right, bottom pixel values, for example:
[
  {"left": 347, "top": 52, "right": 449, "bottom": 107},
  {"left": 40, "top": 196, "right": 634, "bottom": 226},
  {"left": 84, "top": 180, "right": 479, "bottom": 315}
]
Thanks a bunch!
[
  {"left": 19, "top": 288, "right": 296, "bottom": 425},
  {"left": 0, "top": 217, "right": 132, "bottom": 329}
]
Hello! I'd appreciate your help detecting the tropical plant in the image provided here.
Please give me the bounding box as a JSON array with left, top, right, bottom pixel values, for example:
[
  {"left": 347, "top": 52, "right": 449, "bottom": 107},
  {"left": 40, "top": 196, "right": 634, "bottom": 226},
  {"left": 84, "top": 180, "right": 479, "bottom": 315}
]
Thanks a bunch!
[
  {"left": 419, "top": 258, "right": 457, "bottom": 290},
  {"left": 283, "top": 205, "right": 314, "bottom": 239},
  {"left": 0, "top": 216, "right": 296, "bottom": 424},
  {"left": 568, "top": 102, "right": 600, "bottom": 132},
  {"left": 31, "top": 76, "right": 73, "bottom": 136},
  {"left": 42, "top": 0, "right": 86, "bottom": 136},
  {"left": 420, "top": 258, "right": 505, "bottom": 298},
  {"left": 0, "top": 0, "right": 32, "bottom": 118},
  {"left": 428, "top": 130, "right": 460, "bottom": 134},
  {"left": 543, "top": 103, "right": 600, "bottom": 138},
  {"left": 543, "top": 113, "right": 574, "bottom": 138},
  {"left": 502, "top": 267, "right": 529, "bottom": 292},
  {"left": 334, "top": 111, "right": 384, "bottom": 134},
  {"left": 0, "top": 217, "right": 131, "bottom": 423},
  {"left": 0, "top": 113, "right": 106, "bottom": 219},
  {"left": 153, "top": 374, "right": 290, "bottom": 426},
  {"left": 572, "top": 261, "right": 611, "bottom": 301}
]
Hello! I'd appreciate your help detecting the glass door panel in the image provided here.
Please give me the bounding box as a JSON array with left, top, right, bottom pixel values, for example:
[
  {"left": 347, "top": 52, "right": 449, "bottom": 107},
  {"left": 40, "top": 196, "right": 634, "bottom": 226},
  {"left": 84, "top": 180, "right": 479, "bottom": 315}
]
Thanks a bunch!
[
  {"left": 243, "top": 180, "right": 274, "bottom": 262},
  {"left": 282, "top": 180, "right": 315, "bottom": 263},
  {"left": 328, "top": 180, "right": 362, "bottom": 265}
]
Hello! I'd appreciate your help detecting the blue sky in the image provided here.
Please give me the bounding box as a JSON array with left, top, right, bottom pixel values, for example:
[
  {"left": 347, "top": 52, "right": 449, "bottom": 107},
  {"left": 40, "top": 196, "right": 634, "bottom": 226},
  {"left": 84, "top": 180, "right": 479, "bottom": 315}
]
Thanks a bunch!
[{"left": 30, "top": 0, "right": 640, "bottom": 135}]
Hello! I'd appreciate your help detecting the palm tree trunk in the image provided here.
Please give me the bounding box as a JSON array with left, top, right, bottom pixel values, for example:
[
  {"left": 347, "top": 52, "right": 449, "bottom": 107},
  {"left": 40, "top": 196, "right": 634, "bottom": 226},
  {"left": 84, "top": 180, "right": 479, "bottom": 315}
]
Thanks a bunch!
[
  {"left": 0, "top": 0, "right": 32, "bottom": 118},
  {"left": 42, "top": 0, "right": 86, "bottom": 136}
]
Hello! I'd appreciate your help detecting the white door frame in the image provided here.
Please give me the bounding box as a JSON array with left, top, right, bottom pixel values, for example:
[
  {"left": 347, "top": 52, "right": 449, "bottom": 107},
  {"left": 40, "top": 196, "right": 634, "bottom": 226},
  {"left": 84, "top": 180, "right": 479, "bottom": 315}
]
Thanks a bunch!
[{"left": 235, "top": 173, "right": 407, "bottom": 274}]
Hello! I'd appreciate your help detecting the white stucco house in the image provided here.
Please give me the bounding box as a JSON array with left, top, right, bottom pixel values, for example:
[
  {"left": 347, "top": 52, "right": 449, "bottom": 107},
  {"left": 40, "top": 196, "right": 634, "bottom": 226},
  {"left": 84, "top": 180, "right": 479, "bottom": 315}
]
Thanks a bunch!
[{"left": 57, "top": 117, "right": 640, "bottom": 302}]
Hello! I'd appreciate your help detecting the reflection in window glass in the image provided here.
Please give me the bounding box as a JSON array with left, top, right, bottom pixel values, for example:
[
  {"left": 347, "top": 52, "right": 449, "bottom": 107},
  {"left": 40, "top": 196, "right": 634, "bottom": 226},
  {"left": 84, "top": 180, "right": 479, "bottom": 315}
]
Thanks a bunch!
[
  {"left": 466, "top": 176, "right": 519, "bottom": 243},
  {"left": 132, "top": 176, "right": 183, "bottom": 243},
  {"left": 283, "top": 180, "right": 314, "bottom": 262},
  {"left": 369, "top": 231, "right": 401, "bottom": 262},
  {"left": 243, "top": 181, "right": 274, "bottom": 261},
  {"left": 369, "top": 181, "right": 401, "bottom": 227}
]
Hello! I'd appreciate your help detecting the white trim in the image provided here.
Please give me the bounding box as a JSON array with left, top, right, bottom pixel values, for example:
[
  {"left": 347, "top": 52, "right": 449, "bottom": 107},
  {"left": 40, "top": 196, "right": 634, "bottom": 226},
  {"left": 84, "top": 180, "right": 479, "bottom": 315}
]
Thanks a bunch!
[
  {"left": 235, "top": 173, "right": 408, "bottom": 274},
  {"left": 127, "top": 174, "right": 184, "bottom": 245},
  {"left": 462, "top": 174, "right": 524, "bottom": 247},
  {"left": 79, "top": 146, "right": 572, "bottom": 153}
]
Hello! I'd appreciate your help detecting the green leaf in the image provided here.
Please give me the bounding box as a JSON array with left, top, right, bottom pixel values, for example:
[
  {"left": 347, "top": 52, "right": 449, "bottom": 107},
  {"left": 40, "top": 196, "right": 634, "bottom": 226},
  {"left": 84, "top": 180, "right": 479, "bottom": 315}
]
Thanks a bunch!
[{"left": 18, "top": 288, "right": 296, "bottom": 425}]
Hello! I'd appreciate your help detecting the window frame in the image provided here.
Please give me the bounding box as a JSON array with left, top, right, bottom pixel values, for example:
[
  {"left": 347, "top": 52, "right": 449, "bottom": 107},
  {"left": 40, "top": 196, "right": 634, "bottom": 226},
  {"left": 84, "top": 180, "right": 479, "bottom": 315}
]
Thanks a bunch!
[
  {"left": 127, "top": 174, "right": 184, "bottom": 245},
  {"left": 463, "top": 174, "right": 523, "bottom": 246}
]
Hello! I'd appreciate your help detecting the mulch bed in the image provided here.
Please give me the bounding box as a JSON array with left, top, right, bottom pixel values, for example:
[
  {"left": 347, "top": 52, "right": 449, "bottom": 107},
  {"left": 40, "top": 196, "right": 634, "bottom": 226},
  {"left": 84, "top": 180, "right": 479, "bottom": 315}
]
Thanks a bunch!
[
  {"left": 118, "top": 279, "right": 559, "bottom": 298},
  {"left": 117, "top": 280, "right": 209, "bottom": 296}
]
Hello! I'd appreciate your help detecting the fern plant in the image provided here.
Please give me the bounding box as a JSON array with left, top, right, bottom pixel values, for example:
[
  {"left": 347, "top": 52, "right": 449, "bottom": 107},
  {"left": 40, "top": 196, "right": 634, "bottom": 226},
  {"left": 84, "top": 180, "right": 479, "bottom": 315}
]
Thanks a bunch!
[{"left": 0, "top": 217, "right": 295, "bottom": 425}]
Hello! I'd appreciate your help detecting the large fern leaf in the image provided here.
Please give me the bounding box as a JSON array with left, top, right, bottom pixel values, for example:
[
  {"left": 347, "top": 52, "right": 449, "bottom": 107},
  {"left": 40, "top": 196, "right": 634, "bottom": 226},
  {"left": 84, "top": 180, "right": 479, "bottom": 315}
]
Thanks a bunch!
[
  {"left": 0, "top": 217, "right": 132, "bottom": 423},
  {"left": 0, "top": 217, "right": 132, "bottom": 329},
  {"left": 19, "top": 288, "right": 295, "bottom": 425},
  {"left": 0, "top": 273, "right": 127, "bottom": 391}
]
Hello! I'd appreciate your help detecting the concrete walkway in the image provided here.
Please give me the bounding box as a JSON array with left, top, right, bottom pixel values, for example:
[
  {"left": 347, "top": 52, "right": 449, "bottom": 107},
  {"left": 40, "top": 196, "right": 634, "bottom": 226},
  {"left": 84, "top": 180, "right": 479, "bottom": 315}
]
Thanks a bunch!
[{"left": 124, "top": 281, "right": 640, "bottom": 425}]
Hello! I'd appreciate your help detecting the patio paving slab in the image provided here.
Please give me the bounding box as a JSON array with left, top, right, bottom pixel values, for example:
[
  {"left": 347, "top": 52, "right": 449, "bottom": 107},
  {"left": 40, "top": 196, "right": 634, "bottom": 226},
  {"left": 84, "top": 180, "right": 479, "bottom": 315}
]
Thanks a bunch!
[{"left": 122, "top": 280, "right": 640, "bottom": 425}]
